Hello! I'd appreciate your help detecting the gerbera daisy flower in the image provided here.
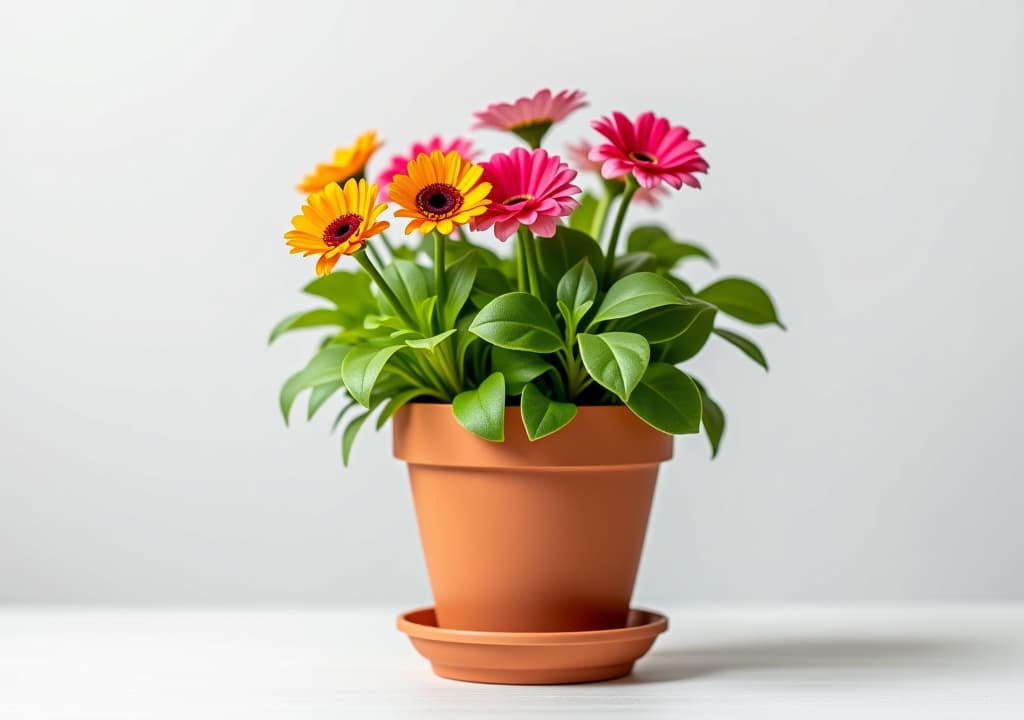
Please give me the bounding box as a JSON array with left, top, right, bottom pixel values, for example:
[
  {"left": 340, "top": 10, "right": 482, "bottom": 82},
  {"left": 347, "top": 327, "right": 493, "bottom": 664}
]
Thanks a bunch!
[
  {"left": 633, "top": 185, "right": 670, "bottom": 206},
  {"left": 285, "top": 178, "right": 389, "bottom": 276},
  {"left": 472, "top": 89, "right": 587, "bottom": 148},
  {"left": 297, "top": 130, "right": 383, "bottom": 194},
  {"left": 375, "top": 136, "right": 477, "bottom": 201},
  {"left": 473, "top": 148, "right": 581, "bottom": 241},
  {"left": 565, "top": 139, "right": 605, "bottom": 174},
  {"left": 589, "top": 112, "right": 709, "bottom": 190},
  {"left": 388, "top": 150, "right": 492, "bottom": 236}
]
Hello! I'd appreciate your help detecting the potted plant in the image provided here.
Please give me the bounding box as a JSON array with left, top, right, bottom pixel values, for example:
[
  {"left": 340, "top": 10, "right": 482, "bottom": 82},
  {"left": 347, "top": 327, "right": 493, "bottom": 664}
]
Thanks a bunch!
[{"left": 273, "top": 89, "right": 783, "bottom": 683}]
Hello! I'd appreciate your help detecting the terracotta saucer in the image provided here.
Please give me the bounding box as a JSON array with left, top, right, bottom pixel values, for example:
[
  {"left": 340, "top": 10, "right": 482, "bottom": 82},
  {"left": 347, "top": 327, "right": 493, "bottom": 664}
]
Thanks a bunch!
[{"left": 397, "top": 607, "right": 668, "bottom": 685}]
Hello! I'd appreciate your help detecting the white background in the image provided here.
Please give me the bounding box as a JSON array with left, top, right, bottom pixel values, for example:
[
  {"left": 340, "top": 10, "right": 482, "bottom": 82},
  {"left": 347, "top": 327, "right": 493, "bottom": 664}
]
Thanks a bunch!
[{"left": 1, "top": 0, "right": 1021, "bottom": 605}]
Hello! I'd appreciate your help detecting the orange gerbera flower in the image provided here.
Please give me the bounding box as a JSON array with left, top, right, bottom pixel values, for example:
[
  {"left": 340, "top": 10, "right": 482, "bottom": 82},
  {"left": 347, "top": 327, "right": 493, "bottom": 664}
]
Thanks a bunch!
[
  {"left": 297, "top": 130, "right": 382, "bottom": 193},
  {"left": 387, "top": 150, "right": 492, "bottom": 235},
  {"left": 285, "top": 178, "right": 389, "bottom": 276}
]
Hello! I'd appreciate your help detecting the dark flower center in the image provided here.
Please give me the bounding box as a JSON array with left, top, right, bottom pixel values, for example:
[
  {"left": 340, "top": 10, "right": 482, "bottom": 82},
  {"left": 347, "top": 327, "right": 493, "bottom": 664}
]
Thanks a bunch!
[
  {"left": 416, "top": 183, "right": 464, "bottom": 219},
  {"left": 323, "top": 213, "right": 362, "bottom": 247},
  {"left": 502, "top": 193, "right": 534, "bottom": 206},
  {"left": 629, "top": 151, "right": 658, "bottom": 164}
]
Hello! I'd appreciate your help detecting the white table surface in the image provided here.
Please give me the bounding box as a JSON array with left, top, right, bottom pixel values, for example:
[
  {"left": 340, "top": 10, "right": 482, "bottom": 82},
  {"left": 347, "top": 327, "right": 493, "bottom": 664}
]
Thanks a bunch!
[{"left": 1, "top": 606, "right": 1022, "bottom": 719}]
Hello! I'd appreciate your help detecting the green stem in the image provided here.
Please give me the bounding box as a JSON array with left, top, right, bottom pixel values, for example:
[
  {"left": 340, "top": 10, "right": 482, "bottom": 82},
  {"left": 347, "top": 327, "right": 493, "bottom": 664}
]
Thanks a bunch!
[
  {"left": 401, "top": 349, "right": 456, "bottom": 399},
  {"left": 417, "top": 357, "right": 457, "bottom": 399},
  {"left": 388, "top": 362, "right": 447, "bottom": 400},
  {"left": 590, "top": 191, "right": 613, "bottom": 243},
  {"left": 438, "top": 339, "right": 462, "bottom": 393},
  {"left": 378, "top": 231, "right": 397, "bottom": 258},
  {"left": 514, "top": 231, "right": 528, "bottom": 293},
  {"left": 562, "top": 324, "right": 583, "bottom": 400},
  {"left": 457, "top": 226, "right": 470, "bottom": 243},
  {"left": 355, "top": 251, "right": 418, "bottom": 330},
  {"left": 433, "top": 231, "right": 447, "bottom": 327},
  {"left": 602, "top": 176, "right": 639, "bottom": 287},
  {"left": 365, "top": 241, "right": 385, "bottom": 268},
  {"left": 519, "top": 226, "right": 541, "bottom": 297}
]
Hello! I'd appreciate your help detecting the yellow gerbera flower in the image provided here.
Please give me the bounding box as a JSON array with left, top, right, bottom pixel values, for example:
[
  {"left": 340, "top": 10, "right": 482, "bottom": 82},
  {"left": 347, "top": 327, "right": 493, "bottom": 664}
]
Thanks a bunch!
[
  {"left": 297, "top": 130, "right": 383, "bottom": 194},
  {"left": 285, "top": 178, "right": 389, "bottom": 276},
  {"left": 388, "top": 150, "right": 492, "bottom": 235}
]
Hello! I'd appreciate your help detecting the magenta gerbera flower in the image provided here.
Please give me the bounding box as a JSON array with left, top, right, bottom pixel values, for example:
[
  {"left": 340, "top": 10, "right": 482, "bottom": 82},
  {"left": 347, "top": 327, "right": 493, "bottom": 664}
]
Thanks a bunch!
[
  {"left": 568, "top": 139, "right": 667, "bottom": 206},
  {"left": 589, "top": 112, "right": 709, "bottom": 190},
  {"left": 472, "top": 89, "right": 587, "bottom": 148},
  {"left": 375, "top": 135, "right": 477, "bottom": 201},
  {"left": 473, "top": 148, "right": 581, "bottom": 241}
]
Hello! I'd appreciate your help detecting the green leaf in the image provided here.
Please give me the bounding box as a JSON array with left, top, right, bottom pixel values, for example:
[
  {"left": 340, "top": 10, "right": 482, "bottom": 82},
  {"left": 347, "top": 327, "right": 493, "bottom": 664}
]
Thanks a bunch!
[
  {"left": 627, "top": 225, "right": 714, "bottom": 268},
  {"left": 279, "top": 344, "right": 350, "bottom": 424},
  {"left": 491, "top": 347, "right": 556, "bottom": 395},
  {"left": 520, "top": 383, "right": 577, "bottom": 441},
  {"left": 568, "top": 191, "right": 599, "bottom": 233},
  {"left": 341, "top": 411, "right": 372, "bottom": 466},
  {"left": 626, "top": 363, "right": 702, "bottom": 435},
  {"left": 331, "top": 399, "right": 359, "bottom": 433},
  {"left": 619, "top": 303, "right": 707, "bottom": 343},
  {"left": 665, "top": 275, "right": 694, "bottom": 296},
  {"left": 713, "top": 327, "right": 769, "bottom": 370},
  {"left": 341, "top": 343, "right": 406, "bottom": 407},
  {"left": 455, "top": 313, "right": 479, "bottom": 369},
  {"left": 307, "top": 379, "right": 344, "bottom": 420},
  {"left": 691, "top": 377, "right": 726, "bottom": 458},
  {"left": 452, "top": 372, "right": 506, "bottom": 442},
  {"left": 659, "top": 303, "right": 717, "bottom": 363},
  {"left": 376, "top": 388, "right": 431, "bottom": 430},
  {"left": 268, "top": 308, "right": 345, "bottom": 344},
  {"left": 470, "top": 266, "right": 514, "bottom": 309},
  {"left": 556, "top": 258, "right": 598, "bottom": 327},
  {"left": 364, "top": 313, "right": 404, "bottom": 331},
  {"left": 443, "top": 250, "right": 480, "bottom": 326},
  {"left": 414, "top": 297, "right": 437, "bottom": 332},
  {"left": 610, "top": 252, "right": 659, "bottom": 281},
  {"left": 537, "top": 226, "right": 605, "bottom": 287},
  {"left": 697, "top": 277, "right": 785, "bottom": 328},
  {"left": 469, "top": 292, "right": 563, "bottom": 353},
  {"left": 577, "top": 332, "right": 650, "bottom": 401},
  {"left": 379, "top": 259, "right": 430, "bottom": 318},
  {"left": 592, "top": 272, "right": 688, "bottom": 324},
  {"left": 390, "top": 245, "right": 419, "bottom": 261},
  {"left": 303, "top": 271, "right": 376, "bottom": 323},
  {"left": 405, "top": 328, "right": 457, "bottom": 352}
]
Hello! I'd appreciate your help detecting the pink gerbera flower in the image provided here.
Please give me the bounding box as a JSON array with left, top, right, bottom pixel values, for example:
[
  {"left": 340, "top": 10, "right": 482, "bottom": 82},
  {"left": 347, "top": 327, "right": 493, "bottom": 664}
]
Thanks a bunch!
[
  {"left": 633, "top": 185, "right": 671, "bottom": 206},
  {"left": 589, "top": 112, "right": 709, "bottom": 190},
  {"left": 375, "top": 135, "right": 477, "bottom": 200},
  {"left": 565, "top": 139, "right": 605, "bottom": 174},
  {"left": 473, "top": 148, "right": 581, "bottom": 241},
  {"left": 472, "top": 89, "right": 587, "bottom": 148},
  {"left": 567, "top": 139, "right": 668, "bottom": 206}
]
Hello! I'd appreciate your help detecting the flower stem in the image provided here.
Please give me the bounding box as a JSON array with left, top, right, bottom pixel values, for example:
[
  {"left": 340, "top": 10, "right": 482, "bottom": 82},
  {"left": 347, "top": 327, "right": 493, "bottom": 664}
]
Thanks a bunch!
[
  {"left": 590, "top": 191, "right": 613, "bottom": 243},
  {"left": 378, "top": 231, "right": 397, "bottom": 258},
  {"left": 437, "top": 339, "right": 463, "bottom": 393},
  {"left": 602, "top": 176, "right": 639, "bottom": 287},
  {"left": 433, "top": 231, "right": 447, "bottom": 329},
  {"left": 457, "top": 226, "right": 470, "bottom": 243},
  {"left": 355, "top": 250, "right": 418, "bottom": 330},
  {"left": 519, "top": 226, "right": 542, "bottom": 297},
  {"left": 514, "top": 231, "right": 528, "bottom": 293},
  {"left": 365, "top": 240, "right": 386, "bottom": 268}
]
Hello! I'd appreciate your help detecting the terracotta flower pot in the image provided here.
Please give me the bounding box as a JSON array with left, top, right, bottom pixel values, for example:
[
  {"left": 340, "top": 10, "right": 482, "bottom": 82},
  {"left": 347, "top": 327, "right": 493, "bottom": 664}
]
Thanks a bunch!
[{"left": 393, "top": 403, "right": 673, "bottom": 633}]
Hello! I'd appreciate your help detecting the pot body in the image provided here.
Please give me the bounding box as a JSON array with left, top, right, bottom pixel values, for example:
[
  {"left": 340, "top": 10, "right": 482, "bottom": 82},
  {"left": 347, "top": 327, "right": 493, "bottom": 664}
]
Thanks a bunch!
[{"left": 393, "top": 404, "right": 672, "bottom": 633}]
